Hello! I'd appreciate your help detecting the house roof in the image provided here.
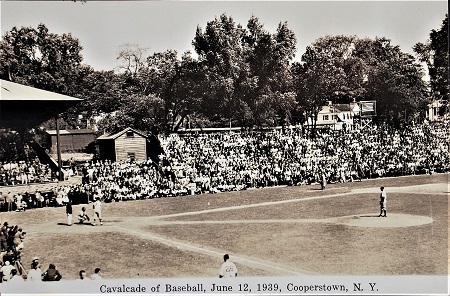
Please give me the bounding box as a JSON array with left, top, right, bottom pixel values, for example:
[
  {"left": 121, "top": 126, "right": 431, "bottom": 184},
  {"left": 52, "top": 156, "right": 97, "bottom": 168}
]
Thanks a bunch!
[
  {"left": 46, "top": 129, "right": 95, "bottom": 135},
  {"left": 97, "top": 127, "right": 148, "bottom": 140},
  {"left": 333, "top": 104, "right": 352, "bottom": 112}
]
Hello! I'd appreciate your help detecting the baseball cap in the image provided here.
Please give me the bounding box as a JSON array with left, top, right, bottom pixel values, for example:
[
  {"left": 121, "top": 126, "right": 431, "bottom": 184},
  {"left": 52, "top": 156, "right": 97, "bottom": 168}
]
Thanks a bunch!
[{"left": 33, "top": 256, "right": 39, "bottom": 261}]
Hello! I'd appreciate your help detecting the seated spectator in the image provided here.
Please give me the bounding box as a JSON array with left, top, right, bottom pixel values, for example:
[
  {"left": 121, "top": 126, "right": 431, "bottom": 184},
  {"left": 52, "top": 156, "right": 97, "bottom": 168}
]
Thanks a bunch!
[
  {"left": 90, "top": 267, "right": 102, "bottom": 280},
  {"left": 1, "top": 261, "right": 15, "bottom": 282},
  {"left": 42, "top": 263, "right": 62, "bottom": 281},
  {"left": 27, "top": 261, "right": 42, "bottom": 281},
  {"left": 9, "top": 268, "right": 24, "bottom": 283}
]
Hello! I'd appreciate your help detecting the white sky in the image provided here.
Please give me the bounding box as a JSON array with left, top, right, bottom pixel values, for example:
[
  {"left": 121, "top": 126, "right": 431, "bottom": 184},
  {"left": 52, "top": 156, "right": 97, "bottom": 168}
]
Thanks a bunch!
[{"left": 1, "top": 1, "right": 447, "bottom": 71}]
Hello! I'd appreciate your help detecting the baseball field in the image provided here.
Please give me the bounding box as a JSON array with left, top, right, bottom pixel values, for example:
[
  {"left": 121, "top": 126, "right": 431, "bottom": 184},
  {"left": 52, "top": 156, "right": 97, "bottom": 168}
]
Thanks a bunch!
[{"left": 1, "top": 173, "right": 448, "bottom": 280}]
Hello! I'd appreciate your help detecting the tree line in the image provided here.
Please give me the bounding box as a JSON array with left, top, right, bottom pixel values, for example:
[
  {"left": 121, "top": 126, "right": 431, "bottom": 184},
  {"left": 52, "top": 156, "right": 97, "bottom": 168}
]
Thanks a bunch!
[{"left": 0, "top": 13, "right": 448, "bottom": 136}]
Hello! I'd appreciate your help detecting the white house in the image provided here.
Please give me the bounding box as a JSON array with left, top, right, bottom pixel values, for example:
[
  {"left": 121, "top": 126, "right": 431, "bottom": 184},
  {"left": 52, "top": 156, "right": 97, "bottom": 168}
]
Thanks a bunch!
[
  {"left": 308, "top": 101, "right": 361, "bottom": 130},
  {"left": 426, "top": 99, "right": 447, "bottom": 122}
]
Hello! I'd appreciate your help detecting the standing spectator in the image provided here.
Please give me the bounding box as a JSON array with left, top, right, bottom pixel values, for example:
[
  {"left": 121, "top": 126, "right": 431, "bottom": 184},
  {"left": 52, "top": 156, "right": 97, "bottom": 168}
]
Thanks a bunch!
[
  {"left": 90, "top": 267, "right": 102, "bottom": 280},
  {"left": 6, "top": 192, "right": 14, "bottom": 212},
  {"left": 42, "top": 264, "right": 62, "bottom": 281},
  {"left": 219, "top": 254, "right": 237, "bottom": 278},
  {"left": 378, "top": 186, "right": 387, "bottom": 217},
  {"left": 0, "top": 222, "right": 7, "bottom": 252},
  {"left": 66, "top": 200, "right": 73, "bottom": 226},
  {"left": 0, "top": 191, "right": 5, "bottom": 211},
  {"left": 35, "top": 191, "right": 43, "bottom": 208},
  {"left": 92, "top": 197, "right": 103, "bottom": 226}
]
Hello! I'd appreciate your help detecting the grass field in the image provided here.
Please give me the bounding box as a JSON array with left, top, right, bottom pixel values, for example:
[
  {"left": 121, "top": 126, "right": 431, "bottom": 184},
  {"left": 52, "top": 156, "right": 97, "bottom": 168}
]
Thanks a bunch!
[{"left": 1, "top": 173, "right": 448, "bottom": 280}]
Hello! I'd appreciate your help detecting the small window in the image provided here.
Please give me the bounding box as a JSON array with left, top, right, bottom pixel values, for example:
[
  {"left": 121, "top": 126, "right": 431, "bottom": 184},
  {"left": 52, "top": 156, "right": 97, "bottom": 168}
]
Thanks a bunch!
[
  {"left": 127, "top": 152, "right": 136, "bottom": 161},
  {"left": 323, "top": 115, "right": 329, "bottom": 121},
  {"left": 126, "top": 131, "right": 134, "bottom": 138}
]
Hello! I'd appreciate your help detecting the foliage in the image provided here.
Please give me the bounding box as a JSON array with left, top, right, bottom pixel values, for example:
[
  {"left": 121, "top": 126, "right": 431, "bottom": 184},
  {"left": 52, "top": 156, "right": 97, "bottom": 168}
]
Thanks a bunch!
[
  {"left": 414, "top": 14, "right": 448, "bottom": 105},
  {"left": 0, "top": 16, "right": 439, "bottom": 138},
  {"left": 294, "top": 35, "right": 428, "bottom": 124},
  {"left": 0, "top": 24, "right": 83, "bottom": 95}
]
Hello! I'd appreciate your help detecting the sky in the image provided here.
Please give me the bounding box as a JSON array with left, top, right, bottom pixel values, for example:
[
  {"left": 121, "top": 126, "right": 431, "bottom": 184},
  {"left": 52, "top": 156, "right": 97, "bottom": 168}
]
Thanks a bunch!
[{"left": 1, "top": 1, "right": 448, "bottom": 71}]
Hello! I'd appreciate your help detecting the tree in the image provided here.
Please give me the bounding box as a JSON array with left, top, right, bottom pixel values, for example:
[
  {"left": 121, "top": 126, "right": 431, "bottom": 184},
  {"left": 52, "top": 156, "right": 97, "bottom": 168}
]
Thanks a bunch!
[
  {"left": 96, "top": 93, "right": 165, "bottom": 134},
  {"left": 0, "top": 24, "right": 83, "bottom": 95},
  {"left": 193, "top": 14, "right": 298, "bottom": 127},
  {"left": 193, "top": 14, "right": 246, "bottom": 126},
  {"left": 242, "top": 17, "right": 297, "bottom": 126},
  {"left": 414, "top": 14, "right": 448, "bottom": 110},
  {"left": 363, "top": 38, "right": 428, "bottom": 123},
  {"left": 116, "top": 43, "right": 152, "bottom": 94},
  {"left": 294, "top": 35, "right": 428, "bottom": 127}
]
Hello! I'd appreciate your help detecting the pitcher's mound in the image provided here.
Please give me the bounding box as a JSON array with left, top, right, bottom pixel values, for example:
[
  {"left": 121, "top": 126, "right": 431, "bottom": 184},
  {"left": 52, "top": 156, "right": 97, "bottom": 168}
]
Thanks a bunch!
[{"left": 335, "top": 213, "right": 433, "bottom": 228}]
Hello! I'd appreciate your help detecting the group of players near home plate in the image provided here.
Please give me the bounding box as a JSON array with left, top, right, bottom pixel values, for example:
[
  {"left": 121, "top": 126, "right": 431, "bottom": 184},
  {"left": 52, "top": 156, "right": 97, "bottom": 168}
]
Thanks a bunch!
[{"left": 65, "top": 196, "right": 102, "bottom": 226}]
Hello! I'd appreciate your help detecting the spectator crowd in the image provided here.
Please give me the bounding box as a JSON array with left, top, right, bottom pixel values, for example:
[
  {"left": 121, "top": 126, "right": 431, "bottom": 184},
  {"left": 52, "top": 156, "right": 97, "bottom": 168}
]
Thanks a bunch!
[
  {"left": 0, "top": 158, "right": 52, "bottom": 186},
  {"left": 57, "top": 121, "right": 450, "bottom": 202},
  {"left": 1, "top": 122, "right": 449, "bottom": 206},
  {"left": 0, "top": 220, "right": 102, "bottom": 282}
]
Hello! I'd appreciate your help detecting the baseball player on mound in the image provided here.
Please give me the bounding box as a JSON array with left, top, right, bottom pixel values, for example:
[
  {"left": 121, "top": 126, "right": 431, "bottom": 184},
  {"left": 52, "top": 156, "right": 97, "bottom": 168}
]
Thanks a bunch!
[{"left": 378, "top": 186, "right": 387, "bottom": 217}]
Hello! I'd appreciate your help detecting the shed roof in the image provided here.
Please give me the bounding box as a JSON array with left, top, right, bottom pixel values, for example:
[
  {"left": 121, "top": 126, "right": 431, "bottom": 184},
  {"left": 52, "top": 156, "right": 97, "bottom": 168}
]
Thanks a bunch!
[{"left": 97, "top": 127, "right": 148, "bottom": 140}]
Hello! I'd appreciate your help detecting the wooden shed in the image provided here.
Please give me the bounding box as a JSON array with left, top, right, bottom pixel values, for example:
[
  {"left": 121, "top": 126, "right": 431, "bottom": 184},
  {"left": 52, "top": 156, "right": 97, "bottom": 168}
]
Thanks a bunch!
[
  {"left": 97, "top": 127, "right": 149, "bottom": 162},
  {"left": 47, "top": 129, "right": 96, "bottom": 153}
]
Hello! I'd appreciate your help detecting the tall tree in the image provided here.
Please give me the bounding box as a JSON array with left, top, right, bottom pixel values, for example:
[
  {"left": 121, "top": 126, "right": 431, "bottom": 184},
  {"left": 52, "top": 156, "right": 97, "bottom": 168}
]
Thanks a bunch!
[
  {"left": 414, "top": 14, "right": 448, "bottom": 107},
  {"left": 242, "top": 17, "right": 297, "bottom": 126},
  {"left": 294, "top": 35, "right": 428, "bottom": 126},
  {"left": 193, "top": 14, "right": 246, "bottom": 126},
  {"left": 193, "top": 14, "right": 298, "bottom": 127},
  {"left": 0, "top": 24, "right": 83, "bottom": 95}
]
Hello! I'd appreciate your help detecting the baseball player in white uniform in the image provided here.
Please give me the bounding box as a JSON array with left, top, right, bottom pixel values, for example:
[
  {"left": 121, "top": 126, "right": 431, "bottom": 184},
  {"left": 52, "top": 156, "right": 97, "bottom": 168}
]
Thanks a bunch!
[
  {"left": 92, "top": 197, "right": 103, "bottom": 226},
  {"left": 219, "top": 254, "right": 237, "bottom": 278}
]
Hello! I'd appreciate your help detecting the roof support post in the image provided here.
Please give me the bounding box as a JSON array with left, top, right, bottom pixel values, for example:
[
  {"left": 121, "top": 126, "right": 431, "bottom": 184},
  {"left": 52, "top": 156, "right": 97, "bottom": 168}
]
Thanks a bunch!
[{"left": 55, "top": 109, "right": 63, "bottom": 181}]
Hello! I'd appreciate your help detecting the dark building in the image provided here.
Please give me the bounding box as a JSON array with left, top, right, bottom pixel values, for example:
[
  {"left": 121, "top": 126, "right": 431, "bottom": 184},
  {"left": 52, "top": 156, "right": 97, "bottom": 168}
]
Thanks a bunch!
[
  {"left": 46, "top": 129, "right": 96, "bottom": 153},
  {"left": 97, "top": 128, "right": 149, "bottom": 162}
]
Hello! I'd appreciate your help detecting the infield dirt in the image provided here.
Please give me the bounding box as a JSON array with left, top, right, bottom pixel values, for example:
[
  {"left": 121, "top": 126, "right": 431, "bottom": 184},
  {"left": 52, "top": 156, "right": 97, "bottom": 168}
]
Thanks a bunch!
[{"left": 1, "top": 173, "right": 448, "bottom": 279}]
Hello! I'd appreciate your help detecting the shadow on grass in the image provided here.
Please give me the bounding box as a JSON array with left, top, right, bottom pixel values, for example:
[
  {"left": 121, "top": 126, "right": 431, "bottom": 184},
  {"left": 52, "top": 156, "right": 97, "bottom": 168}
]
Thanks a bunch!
[
  {"left": 358, "top": 215, "right": 381, "bottom": 218},
  {"left": 57, "top": 222, "right": 93, "bottom": 226}
]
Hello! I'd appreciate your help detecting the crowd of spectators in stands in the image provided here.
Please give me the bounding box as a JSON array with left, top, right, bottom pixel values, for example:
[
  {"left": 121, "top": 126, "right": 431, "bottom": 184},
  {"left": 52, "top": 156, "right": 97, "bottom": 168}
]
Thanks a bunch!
[
  {"left": 1, "top": 122, "right": 449, "bottom": 206},
  {"left": 0, "top": 158, "right": 52, "bottom": 186},
  {"left": 65, "top": 121, "right": 450, "bottom": 202}
]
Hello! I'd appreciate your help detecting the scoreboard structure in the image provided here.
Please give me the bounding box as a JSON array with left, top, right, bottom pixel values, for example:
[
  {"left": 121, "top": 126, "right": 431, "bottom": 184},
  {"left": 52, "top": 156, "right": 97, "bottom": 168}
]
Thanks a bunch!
[{"left": 359, "top": 100, "right": 377, "bottom": 117}]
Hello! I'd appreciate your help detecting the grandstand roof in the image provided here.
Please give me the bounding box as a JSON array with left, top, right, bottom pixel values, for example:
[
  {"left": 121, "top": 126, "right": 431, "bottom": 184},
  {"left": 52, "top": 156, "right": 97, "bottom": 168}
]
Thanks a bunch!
[{"left": 0, "top": 79, "right": 82, "bottom": 130}]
